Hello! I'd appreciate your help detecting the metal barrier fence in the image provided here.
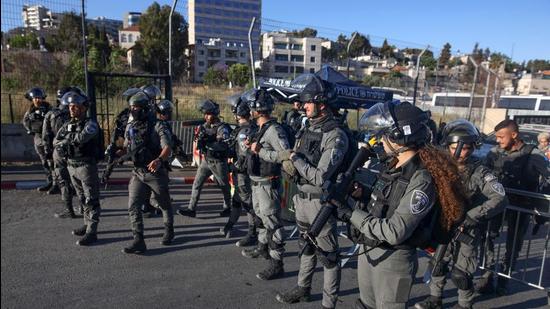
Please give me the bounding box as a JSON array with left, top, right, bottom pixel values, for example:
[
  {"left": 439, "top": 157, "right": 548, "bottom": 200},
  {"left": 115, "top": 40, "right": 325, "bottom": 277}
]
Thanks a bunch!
[
  {"left": 170, "top": 120, "right": 201, "bottom": 158},
  {"left": 478, "top": 188, "right": 550, "bottom": 292}
]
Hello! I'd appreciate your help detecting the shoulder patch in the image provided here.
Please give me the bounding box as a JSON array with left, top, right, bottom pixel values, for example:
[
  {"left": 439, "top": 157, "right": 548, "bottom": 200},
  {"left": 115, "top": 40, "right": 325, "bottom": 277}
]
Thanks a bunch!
[
  {"left": 410, "top": 190, "right": 430, "bottom": 215},
  {"left": 330, "top": 149, "right": 344, "bottom": 165},
  {"left": 84, "top": 121, "right": 98, "bottom": 134},
  {"left": 490, "top": 182, "right": 506, "bottom": 196}
]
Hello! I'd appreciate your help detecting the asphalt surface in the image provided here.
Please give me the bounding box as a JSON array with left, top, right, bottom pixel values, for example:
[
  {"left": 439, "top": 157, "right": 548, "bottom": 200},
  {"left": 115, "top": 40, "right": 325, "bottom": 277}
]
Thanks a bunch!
[{"left": 1, "top": 165, "right": 549, "bottom": 308}]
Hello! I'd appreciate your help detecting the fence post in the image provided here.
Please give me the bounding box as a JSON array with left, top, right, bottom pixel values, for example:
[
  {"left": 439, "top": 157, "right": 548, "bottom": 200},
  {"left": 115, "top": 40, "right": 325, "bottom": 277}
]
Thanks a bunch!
[
  {"left": 8, "top": 93, "right": 15, "bottom": 123},
  {"left": 175, "top": 99, "right": 179, "bottom": 121}
]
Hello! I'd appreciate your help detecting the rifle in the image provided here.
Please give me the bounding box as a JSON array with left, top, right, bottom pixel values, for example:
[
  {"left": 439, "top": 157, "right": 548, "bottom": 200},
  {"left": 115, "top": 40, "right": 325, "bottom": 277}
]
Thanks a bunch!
[{"left": 100, "top": 143, "right": 121, "bottom": 189}]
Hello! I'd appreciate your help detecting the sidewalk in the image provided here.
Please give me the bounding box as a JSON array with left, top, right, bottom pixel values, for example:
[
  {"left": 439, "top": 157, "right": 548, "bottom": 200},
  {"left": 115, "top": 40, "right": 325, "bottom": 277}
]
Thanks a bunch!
[{"left": 1, "top": 162, "right": 208, "bottom": 190}]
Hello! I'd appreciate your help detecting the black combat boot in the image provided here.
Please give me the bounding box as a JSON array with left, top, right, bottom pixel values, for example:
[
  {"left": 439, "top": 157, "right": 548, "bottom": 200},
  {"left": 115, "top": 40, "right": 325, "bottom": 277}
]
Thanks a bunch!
[
  {"left": 242, "top": 242, "right": 269, "bottom": 259},
  {"left": 161, "top": 225, "right": 174, "bottom": 245},
  {"left": 219, "top": 222, "right": 234, "bottom": 238},
  {"left": 236, "top": 226, "right": 257, "bottom": 247},
  {"left": 47, "top": 184, "right": 60, "bottom": 195},
  {"left": 275, "top": 285, "right": 311, "bottom": 304},
  {"left": 219, "top": 208, "right": 231, "bottom": 217},
  {"left": 37, "top": 181, "right": 53, "bottom": 192},
  {"left": 496, "top": 276, "right": 508, "bottom": 296},
  {"left": 76, "top": 233, "right": 97, "bottom": 246},
  {"left": 72, "top": 225, "right": 87, "bottom": 236},
  {"left": 177, "top": 208, "right": 196, "bottom": 218},
  {"left": 414, "top": 296, "right": 442, "bottom": 309},
  {"left": 475, "top": 273, "right": 494, "bottom": 294},
  {"left": 55, "top": 208, "right": 76, "bottom": 219},
  {"left": 123, "top": 233, "right": 147, "bottom": 254},
  {"left": 256, "top": 258, "right": 284, "bottom": 280}
]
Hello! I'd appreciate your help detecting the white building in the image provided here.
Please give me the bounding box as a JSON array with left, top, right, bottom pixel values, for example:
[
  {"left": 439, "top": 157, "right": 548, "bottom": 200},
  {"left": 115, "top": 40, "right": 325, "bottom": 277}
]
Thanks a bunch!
[
  {"left": 118, "top": 26, "right": 140, "bottom": 50},
  {"left": 190, "top": 38, "right": 249, "bottom": 82},
  {"left": 261, "top": 31, "right": 322, "bottom": 78},
  {"left": 517, "top": 73, "right": 550, "bottom": 96},
  {"left": 22, "top": 5, "right": 60, "bottom": 30}
]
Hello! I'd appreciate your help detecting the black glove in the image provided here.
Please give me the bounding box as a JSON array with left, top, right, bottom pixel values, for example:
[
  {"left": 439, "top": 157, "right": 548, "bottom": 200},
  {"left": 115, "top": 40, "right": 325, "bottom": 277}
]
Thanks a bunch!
[
  {"left": 336, "top": 203, "right": 353, "bottom": 223},
  {"left": 462, "top": 215, "right": 479, "bottom": 228}
]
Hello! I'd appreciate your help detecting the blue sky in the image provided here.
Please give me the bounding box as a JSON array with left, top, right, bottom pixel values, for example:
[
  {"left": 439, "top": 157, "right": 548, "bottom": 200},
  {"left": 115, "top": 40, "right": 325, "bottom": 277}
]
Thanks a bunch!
[{"left": 15, "top": 0, "right": 550, "bottom": 62}]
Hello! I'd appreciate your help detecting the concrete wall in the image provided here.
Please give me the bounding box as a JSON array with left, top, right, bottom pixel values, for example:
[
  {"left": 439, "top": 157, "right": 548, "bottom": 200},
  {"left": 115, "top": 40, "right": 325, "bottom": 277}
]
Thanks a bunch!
[{"left": 1, "top": 124, "right": 39, "bottom": 161}]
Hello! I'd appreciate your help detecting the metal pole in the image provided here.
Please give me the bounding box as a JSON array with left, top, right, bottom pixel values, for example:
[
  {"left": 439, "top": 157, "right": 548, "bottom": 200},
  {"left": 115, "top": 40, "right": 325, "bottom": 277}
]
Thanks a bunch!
[
  {"left": 248, "top": 17, "right": 256, "bottom": 87},
  {"left": 80, "top": 0, "right": 93, "bottom": 119},
  {"left": 8, "top": 93, "right": 15, "bottom": 123},
  {"left": 467, "top": 56, "right": 479, "bottom": 121},
  {"left": 413, "top": 45, "right": 429, "bottom": 106},
  {"left": 346, "top": 32, "right": 357, "bottom": 78},
  {"left": 169, "top": 0, "right": 178, "bottom": 78},
  {"left": 480, "top": 64, "right": 491, "bottom": 132}
]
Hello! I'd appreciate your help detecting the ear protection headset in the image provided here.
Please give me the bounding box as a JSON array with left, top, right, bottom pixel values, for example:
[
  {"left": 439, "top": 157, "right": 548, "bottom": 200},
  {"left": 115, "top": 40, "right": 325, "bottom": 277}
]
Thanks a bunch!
[{"left": 386, "top": 101, "right": 430, "bottom": 145}]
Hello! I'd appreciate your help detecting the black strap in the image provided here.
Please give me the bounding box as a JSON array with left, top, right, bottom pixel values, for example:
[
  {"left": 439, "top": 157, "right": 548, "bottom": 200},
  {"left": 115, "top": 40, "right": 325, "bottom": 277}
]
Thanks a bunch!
[{"left": 254, "top": 119, "right": 277, "bottom": 143}]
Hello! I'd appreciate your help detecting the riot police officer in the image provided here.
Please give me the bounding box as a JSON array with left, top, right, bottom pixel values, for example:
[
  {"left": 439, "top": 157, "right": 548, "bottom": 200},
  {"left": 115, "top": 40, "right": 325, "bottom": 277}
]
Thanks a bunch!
[
  {"left": 415, "top": 119, "right": 507, "bottom": 309},
  {"left": 476, "top": 119, "right": 550, "bottom": 295},
  {"left": 53, "top": 91, "right": 102, "bottom": 246},
  {"left": 178, "top": 100, "right": 232, "bottom": 218},
  {"left": 220, "top": 94, "right": 259, "bottom": 247},
  {"left": 45, "top": 87, "right": 81, "bottom": 218},
  {"left": 120, "top": 92, "right": 175, "bottom": 254},
  {"left": 241, "top": 89, "right": 290, "bottom": 281},
  {"left": 336, "top": 101, "right": 467, "bottom": 309},
  {"left": 275, "top": 74, "right": 349, "bottom": 309},
  {"left": 283, "top": 101, "right": 306, "bottom": 134},
  {"left": 22, "top": 87, "right": 53, "bottom": 192}
]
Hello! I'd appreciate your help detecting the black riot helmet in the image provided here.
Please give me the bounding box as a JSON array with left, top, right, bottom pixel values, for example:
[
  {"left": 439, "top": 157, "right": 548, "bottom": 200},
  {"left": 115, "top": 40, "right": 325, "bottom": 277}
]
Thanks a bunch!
[
  {"left": 440, "top": 119, "right": 482, "bottom": 157},
  {"left": 228, "top": 93, "right": 250, "bottom": 118},
  {"left": 141, "top": 84, "right": 162, "bottom": 101},
  {"left": 56, "top": 87, "right": 72, "bottom": 107},
  {"left": 290, "top": 73, "right": 329, "bottom": 104},
  {"left": 122, "top": 87, "right": 141, "bottom": 103},
  {"left": 156, "top": 99, "right": 174, "bottom": 116},
  {"left": 128, "top": 91, "right": 150, "bottom": 120},
  {"left": 61, "top": 91, "right": 89, "bottom": 107},
  {"left": 242, "top": 88, "right": 274, "bottom": 113},
  {"left": 359, "top": 100, "right": 431, "bottom": 147},
  {"left": 198, "top": 99, "right": 220, "bottom": 115},
  {"left": 25, "top": 87, "right": 47, "bottom": 101}
]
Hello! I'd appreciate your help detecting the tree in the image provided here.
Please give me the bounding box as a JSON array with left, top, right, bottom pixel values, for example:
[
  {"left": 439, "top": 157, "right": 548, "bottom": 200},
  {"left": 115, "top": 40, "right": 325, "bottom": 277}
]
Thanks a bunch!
[
  {"left": 348, "top": 33, "right": 371, "bottom": 58},
  {"left": 420, "top": 52, "right": 437, "bottom": 70},
  {"left": 439, "top": 43, "right": 452, "bottom": 68},
  {"left": 7, "top": 32, "right": 39, "bottom": 49},
  {"left": 526, "top": 59, "right": 550, "bottom": 73},
  {"left": 132, "top": 2, "right": 188, "bottom": 77},
  {"left": 54, "top": 12, "right": 83, "bottom": 53},
  {"left": 291, "top": 27, "right": 317, "bottom": 38},
  {"left": 380, "top": 39, "right": 393, "bottom": 59},
  {"left": 227, "top": 63, "right": 250, "bottom": 87},
  {"left": 203, "top": 66, "right": 227, "bottom": 86}
]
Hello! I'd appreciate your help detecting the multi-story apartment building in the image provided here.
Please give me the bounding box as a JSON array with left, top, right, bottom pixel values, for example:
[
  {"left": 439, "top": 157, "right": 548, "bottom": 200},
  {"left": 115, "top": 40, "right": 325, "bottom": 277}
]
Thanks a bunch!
[
  {"left": 187, "top": 0, "right": 261, "bottom": 82},
  {"left": 261, "top": 31, "right": 322, "bottom": 79},
  {"left": 22, "top": 5, "right": 61, "bottom": 30},
  {"left": 123, "top": 12, "right": 141, "bottom": 28}
]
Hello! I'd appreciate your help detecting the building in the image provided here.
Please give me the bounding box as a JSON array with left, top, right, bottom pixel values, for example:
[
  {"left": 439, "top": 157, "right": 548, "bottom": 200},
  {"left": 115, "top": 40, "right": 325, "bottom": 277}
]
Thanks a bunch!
[
  {"left": 187, "top": 0, "right": 261, "bottom": 82},
  {"left": 87, "top": 17, "right": 123, "bottom": 43},
  {"left": 123, "top": 12, "right": 141, "bottom": 28},
  {"left": 261, "top": 31, "right": 322, "bottom": 79},
  {"left": 118, "top": 26, "right": 140, "bottom": 50},
  {"left": 22, "top": 5, "right": 61, "bottom": 30},
  {"left": 190, "top": 38, "right": 249, "bottom": 81},
  {"left": 517, "top": 72, "right": 550, "bottom": 96}
]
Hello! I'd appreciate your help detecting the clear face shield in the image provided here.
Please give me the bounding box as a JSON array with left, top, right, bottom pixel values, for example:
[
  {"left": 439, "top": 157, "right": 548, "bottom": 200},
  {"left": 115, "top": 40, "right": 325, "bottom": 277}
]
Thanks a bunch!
[{"left": 358, "top": 102, "right": 394, "bottom": 146}]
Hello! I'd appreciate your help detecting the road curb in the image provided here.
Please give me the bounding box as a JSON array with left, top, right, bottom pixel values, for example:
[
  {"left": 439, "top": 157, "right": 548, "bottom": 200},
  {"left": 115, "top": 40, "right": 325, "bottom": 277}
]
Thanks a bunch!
[{"left": 1, "top": 176, "right": 213, "bottom": 190}]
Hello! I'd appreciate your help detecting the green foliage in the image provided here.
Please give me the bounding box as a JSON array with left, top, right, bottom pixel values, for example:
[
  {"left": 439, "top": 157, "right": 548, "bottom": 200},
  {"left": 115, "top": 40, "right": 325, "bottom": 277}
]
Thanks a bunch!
[
  {"left": 420, "top": 53, "right": 437, "bottom": 70},
  {"left": 61, "top": 52, "right": 85, "bottom": 88},
  {"left": 448, "top": 57, "right": 463, "bottom": 68},
  {"left": 203, "top": 66, "right": 227, "bottom": 86},
  {"left": 227, "top": 63, "right": 250, "bottom": 87},
  {"left": 439, "top": 43, "right": 452, "bottom": 67},
  {"left": 380, "top": 39, "right": 393, "bottom": 59},
  {"left": 362, "top": 75, "right": 382, "bottom": 87},
  {"left": 131, "top": 2, "right": 188, "bottom": 77},
  {"left": 7, "top": 32, "right": 39, "bottom": 49},
  {"left": 291, "top": 27, "right": 317, "bottom": 38},
  {"left": 54, "top": 11, "right": 83, "bottom": 53},
  {"left": 526, "top": 59, "right": 550, "bottom": 73}
]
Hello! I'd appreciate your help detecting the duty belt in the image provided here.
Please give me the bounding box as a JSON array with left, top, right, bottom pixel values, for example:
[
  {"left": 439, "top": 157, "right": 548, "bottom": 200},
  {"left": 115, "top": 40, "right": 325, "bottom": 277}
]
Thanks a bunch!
[
  {"left": 251, "top": 177, "right": 279, "bottom": 186},
  {"left": 297, "top": 192, "right": 323, "bottom": 200},
  {"left": 68, "top": 158, "right": 94, "bottom": 167}
]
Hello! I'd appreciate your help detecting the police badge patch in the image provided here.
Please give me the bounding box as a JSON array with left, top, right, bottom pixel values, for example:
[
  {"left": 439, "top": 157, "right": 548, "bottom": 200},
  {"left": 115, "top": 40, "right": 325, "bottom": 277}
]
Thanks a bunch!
[
  {"left": 490, "top": 182, "right": 505, "bottom": 196},
  {"left": 484, "top": 173, "right": 497, "bottom": 182},
  {"left": 410, "top": 190, "right": 430, "bottom": 214}
]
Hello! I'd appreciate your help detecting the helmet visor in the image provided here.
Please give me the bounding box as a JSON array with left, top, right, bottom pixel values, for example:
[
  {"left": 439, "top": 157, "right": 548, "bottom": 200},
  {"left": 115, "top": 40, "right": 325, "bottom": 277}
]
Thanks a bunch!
[{"left": 359, "top": 102, "right": 394, "bottom": 141}]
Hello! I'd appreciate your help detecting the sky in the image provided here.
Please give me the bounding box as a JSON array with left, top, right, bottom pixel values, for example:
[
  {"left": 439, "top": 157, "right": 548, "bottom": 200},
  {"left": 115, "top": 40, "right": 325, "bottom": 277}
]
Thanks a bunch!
[{"left": 9, "top": 0, "right": 550, "bottom": 62}]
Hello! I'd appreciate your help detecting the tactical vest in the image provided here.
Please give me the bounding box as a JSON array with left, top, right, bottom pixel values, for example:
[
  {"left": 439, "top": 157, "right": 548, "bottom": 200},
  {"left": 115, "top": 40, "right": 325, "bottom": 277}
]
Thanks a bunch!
[
  {"left": 127, "top": 120, "right": 161, "bottom": 168},
  {"left": 491, "top": 144, "right": 537, "bottom": 191},
  {"left": 247, "top": 120, "right": 281, "bottom": 177},
  {"left": 462, "top": 159, "right": 485, "bottom": 210},
  {"left": 28, "top": 105, "right": 50, "bottom": 134},
  {"left": 360, "top": 156, "right": 439, "bottom": 249},
  {"left": 51, "top": 109, "right": 70, "bottom": 134},
  {"left": 231, "top": 123, "right": 256, "bottom": 173},
  {"left": 202, "top": 122, "right": 229, "bottom": 160},
  {"left": 67, "top": 119, "right": 98, "bottom": 161}
]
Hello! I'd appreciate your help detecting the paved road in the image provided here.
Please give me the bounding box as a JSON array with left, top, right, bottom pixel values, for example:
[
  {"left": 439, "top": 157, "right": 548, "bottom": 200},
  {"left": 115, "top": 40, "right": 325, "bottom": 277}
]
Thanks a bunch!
[{"left": 1, "top": 166, "right": 548, "bottom": 308}]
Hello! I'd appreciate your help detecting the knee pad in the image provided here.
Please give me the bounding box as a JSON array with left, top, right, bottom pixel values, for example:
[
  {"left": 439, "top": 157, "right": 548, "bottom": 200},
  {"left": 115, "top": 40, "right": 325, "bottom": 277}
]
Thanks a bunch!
[
  {"left": 451, "top": 267, "right": 472, "bottom": 290},
  {"left": 316, "top": 250, "right": 339, "bottom": 269}
]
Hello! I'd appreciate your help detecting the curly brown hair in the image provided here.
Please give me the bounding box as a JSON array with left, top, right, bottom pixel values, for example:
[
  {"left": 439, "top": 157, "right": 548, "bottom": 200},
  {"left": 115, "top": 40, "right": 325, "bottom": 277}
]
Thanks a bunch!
[{"left": 418, "top": 145, "right": 467, "bottom": 231}]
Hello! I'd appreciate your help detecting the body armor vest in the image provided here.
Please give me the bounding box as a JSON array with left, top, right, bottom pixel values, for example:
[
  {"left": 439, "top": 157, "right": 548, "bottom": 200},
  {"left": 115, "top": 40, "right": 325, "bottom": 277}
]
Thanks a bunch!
[
  {"left": 491, "top": 144, "right": 537, "bottom": 191},
  {"left": 127, "top": 120, "right": 161, "bottom": 167},
  {"left": 231, "top": 123, "right": 256, "bottom": 173},
  {"left": 28, "top": 105, "right": 50, "bottom": 134},
  {"left": 67, "top": 119, "right": 98, "bottom": 161},
  {"left": 51, "top": 109, "right": 70, "bottom": 134},
  {"left": 247, "top": 120, "right": 281, "bottom": 177},
  {"left": 201, "top": 122, "right": 229, "bottom": 160}
]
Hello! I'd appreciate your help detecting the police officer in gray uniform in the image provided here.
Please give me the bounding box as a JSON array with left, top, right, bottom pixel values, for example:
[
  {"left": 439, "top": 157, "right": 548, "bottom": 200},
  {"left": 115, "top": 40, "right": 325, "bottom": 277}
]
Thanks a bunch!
[
  {"left": 275, "top": 74, "right": 349, "bottom": 309},
  {"left": 22, "top": 87, "right": 53, "bottom": 192},
  {"left": 45, "top": 87, "right": 80, "bottom": 217},
  {"left": 53, "top": 91, "right": 102, "bottom": 246},
  {"left": 415, "top": 119, "right": 508, "bottom": 309},
  {"left": 476, "top": 119, "right": 550, "bottom": 295},
  {"left": 336, "top": 101, "right": 467, "bottom": 309},
  {"left": 120, "top": 92, "right": 175, "bottom": 254},
  {"left": 220, "top": 94, "right": 259, "bottom": 247},
  {"left": 241, "top": 89, "right": 290, "bottom": 280},
  {"left": 178, "top": 100, "right": 232, "bottom": 218}
]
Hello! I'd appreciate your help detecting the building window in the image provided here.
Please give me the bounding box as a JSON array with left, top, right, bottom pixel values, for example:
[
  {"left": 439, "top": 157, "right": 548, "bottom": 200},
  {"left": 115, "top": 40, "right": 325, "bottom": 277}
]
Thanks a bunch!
[
  {"left": 128, "top": 34, "right": 133, "bottom": 42},
  {"left": 199, "top": 50, "right": 205, "bottom": 55},
  {"left": 275, "top": 66, "right": 288, "bottom": 73},
  {"left": 291, "top": 44, "right": 302, "bottom": 50},
  {"left": 120, "top": 33, "right": 127, "bottom": 42},
  {"left": 290, "top": 55, "right": 304, "bottom": 62},
  {"left": 199, "top": 72, "right": 204, "bottom": 77},
  {"left": 198, "top": 61, "right": 205, "bottom": 66},
  {"left": 311, "top": 45, "right": 316, "bottom": 51},
  {"left": 294, "top": 66, "right": 304, "bottom": 73},
  {"left": 310, "top": 68, "right": 315, "bottom": 73},
  {"left": 275, "top": 54, "right": 288, "bottom": 61},
  {"left": 310, "top": 56, "right": 315, "bottom": 63},
  {"left": 274, "top": 43, "right": 287, "bottom": 49},
  {"left": 240, "top": 52, "right": 245, "bottom": 57}
]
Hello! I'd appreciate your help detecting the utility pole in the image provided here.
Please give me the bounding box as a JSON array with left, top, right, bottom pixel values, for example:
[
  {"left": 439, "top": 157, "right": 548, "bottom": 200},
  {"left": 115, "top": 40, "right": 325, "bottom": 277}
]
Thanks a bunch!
[
  {"left": 168, "top": 0, "right": 178, "bottom": 79},
  {"left": 248, "top": 17, "right": 256, "bottom": 87},
  {"left": 479, "top": 63, "right": 491, "bottom": 132},
  {"left": 413, "top": 46, "right": 429, "bottom": 106},
  {"left": 346, "top": 32, "right": 357, "bottom": 78},
  {"left": 467, "top": 55, "right": 479, "bottom": 121}
]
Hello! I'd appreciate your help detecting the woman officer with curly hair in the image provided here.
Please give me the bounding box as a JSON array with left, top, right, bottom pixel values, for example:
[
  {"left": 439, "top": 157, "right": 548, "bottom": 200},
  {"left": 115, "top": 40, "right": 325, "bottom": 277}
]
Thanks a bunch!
[{"left": 336, "top": 101, "right": 467, "bottom": 309}]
